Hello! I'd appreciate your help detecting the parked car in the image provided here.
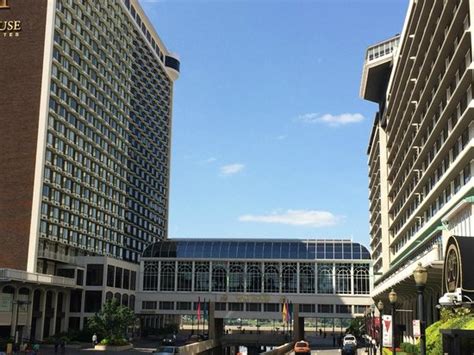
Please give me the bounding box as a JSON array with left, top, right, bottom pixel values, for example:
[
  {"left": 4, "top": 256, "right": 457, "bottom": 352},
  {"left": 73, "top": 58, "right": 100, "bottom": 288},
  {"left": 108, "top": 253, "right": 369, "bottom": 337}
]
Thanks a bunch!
[
  {"left": 343, "top": 334, "right": 357, "bottom": 347},
  {"left": 161, "top": 334, "right": 176, "bottom": 346},
  {"left": 294, "top": 340, "right": 310, "bottom": 355},
  {"left": 341, "top": 343, "right": 357, "bottom": 355},
  {"left": 153, "top": 346, "right": 179, "bottom": 354}
]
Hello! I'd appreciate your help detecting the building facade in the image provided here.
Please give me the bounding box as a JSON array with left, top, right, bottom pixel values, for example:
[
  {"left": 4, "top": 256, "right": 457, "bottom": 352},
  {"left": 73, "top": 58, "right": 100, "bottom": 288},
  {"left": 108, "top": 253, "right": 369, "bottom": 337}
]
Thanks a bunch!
[
  {"left": 361, "top": 0, "right": 474, "bottom": 342},
  {"left": 0, "top": 0, "right": 179, "bottom": 340},
  {"left": 137, "top": 239, "right": 373, "bottom": 330}
]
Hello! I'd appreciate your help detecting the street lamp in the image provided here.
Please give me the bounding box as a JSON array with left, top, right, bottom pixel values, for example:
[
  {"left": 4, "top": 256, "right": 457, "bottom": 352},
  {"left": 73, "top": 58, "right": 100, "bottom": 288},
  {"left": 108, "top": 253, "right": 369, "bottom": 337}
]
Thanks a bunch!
[
  {"left": 389, "top": 289, "right": 398, "bottom": 355},
  {"left": 377, "top": 300, "right": 384, "bottom": 355},
  {"left": 413, "top": 262, "right": 428, "bottom": 355}
]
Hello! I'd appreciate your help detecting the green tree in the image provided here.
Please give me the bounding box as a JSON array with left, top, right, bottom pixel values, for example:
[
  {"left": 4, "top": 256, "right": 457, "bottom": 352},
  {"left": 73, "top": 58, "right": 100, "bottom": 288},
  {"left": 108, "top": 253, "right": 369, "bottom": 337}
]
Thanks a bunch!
[{"left": 87, "top": 300, "right": 136, "bottom": 342}]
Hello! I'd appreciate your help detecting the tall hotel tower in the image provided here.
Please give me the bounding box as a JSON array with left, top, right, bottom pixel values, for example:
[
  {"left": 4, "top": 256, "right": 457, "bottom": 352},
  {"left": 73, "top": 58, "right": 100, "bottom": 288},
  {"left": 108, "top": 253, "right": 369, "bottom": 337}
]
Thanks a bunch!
[
  {"left": 0, "top": 0, "right": 179, "bottom": 339},
  {"left": 361, "top": 0, "right": 473, "bottom": 336}
]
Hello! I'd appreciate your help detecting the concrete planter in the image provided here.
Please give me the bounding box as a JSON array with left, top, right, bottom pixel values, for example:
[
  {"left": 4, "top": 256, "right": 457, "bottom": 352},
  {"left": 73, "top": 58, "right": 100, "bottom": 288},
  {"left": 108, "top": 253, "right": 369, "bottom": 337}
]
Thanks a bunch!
[{"left": 94, "top": 344, "right": 133, "bottom": 351}]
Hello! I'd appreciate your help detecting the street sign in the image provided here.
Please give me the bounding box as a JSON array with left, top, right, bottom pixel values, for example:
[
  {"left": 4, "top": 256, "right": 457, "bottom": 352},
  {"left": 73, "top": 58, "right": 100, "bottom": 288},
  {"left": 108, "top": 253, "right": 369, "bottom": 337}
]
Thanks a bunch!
[
  {"left": 382, "top": 315, "right": 393, "bottom": 347},
  {"left": 413, "top": 319, "right": 421, "bottom": 338}
]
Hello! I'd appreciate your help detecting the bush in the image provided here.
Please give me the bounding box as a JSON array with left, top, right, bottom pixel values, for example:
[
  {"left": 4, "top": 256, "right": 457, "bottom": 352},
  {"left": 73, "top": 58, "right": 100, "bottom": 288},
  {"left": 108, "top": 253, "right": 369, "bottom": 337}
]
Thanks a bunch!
[
  {"left": 98, "top": 337, "right": 129, "bottom": 346},
  {"left": 400, "top": 342, "right": 419, "bottom": 354}
]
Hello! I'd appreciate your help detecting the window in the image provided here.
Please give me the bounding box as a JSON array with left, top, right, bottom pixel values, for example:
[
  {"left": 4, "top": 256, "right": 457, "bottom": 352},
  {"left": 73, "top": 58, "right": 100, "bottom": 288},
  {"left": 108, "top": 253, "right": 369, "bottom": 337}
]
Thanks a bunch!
[
  {"left": 282, "top": 263, "right": 297, "bottom": 293},
  {"left": 299, "top": 304, "right": 315, "bottom": 313},
  {"left": 159, "top": 301, "right": 174, "bottom": 310},
  {"left": 107, "top": 265, "right": 114, "bottom": 287},
  {"left": 229, "top": 303, "right": 244, "bottom": 311},
  {"left": 246, "top": 303, "right": 261, "bottom": 312},
  {"left": 318, "top": 304, "right": 333, "bottom": 313},
  {"left": 142, "top": 301, "right": 157, "bottom": 310},
  {"left": 246, "top": 263, "right": 262, "bottom": 293},
  {"left": 336, "top": 305, "right": 351, "bottom": 314},
  {"left": 212, "top": 263, "right": 227, "bottom": 292},
  {"left": 123, "top": 269, "right": 130, "bottom": 290},
  {"left": 215, "top": 302, "right": 226, "bottom": 311},
  {"left": 177, "top": 302, "right": 191, "bottom": 310},
  {"left": 264, "top": 263, "right": 279, "bottom": 293},
  {"left": 115, "top": 267, "right": 122, "bottom": 288},
  {"left": 229, "top": 262, "right": 244, "bottom": 292},
  {"left": 143, "top": 262, "right": 158, "bottom": 291},
  {"left": 264, "top": 303, "right": 279, "bottom": 312},
  {"left": 299, "top": 263, "right": 315, "bottom": 293},
  {"left": 84, "top": 291, "right": 102, "bottom": 313},
  {"left": 354, "top": 264, "right": 370, "bottom": 295},
  {"left": 194, "top": 262, "right": 210, "bottom": 292},
  {"left": 336, "top": 264, "right": 351, "bottom": 294},
  {"left": 86, "top": 264, "right": 103, "bottom": 286},
  {"left": 177, "top": 262, "right": 192, "bottom": 292},
  {"left": 317, "top": 264, "right": 333, "bottom": 294},
  {"left": 160, "top": 261, "right": 175, "bottom": 291}
]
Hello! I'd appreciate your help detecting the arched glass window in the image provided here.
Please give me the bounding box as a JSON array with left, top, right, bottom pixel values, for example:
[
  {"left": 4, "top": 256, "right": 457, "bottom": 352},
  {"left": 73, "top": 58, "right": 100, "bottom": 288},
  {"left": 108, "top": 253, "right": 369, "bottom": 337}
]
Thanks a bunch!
[
  {"left": 160, "top": 261, "right": 175, "bottom": 291},
  {"left": 212, "top": 262, "right": 227, "bottom": 292},
  {"left": 336, "top": 263, "right": 352, "bottom": 294},
  {"left": 105, "top": 291, "right": 113, "bottom": 301},
  {"left": 299, "top": 263, "right": 315, "bottom": 293},
  {"left": 129, "top": 295, "right": 135, "bottom": 310},
  {"left": 143, "top": 262, "right": 159, "bottom": 291},
  {"left": 194, "top": 262, "right": 210, "bottom": 292},
  {"left": 354, "top": 264, "right": 370, "bottom": 294},
  {"left": 177, "top": 262, "right": 192, "bottom": 291},
  {"left": 246, "top": 262, "right": 262, "bottom": 293},
  {"left": 229, "top": 262, "right": 244, "bottom": 292},
  {"left": 122, "top": 294, "right": 129, "bottom": 307},
  {"left": 264, "top": 263, "right": 280, "bottom": 293},
  {"left": 317, "top": 263, "right": 333, "bottom": 294},
  {"left": 282, "top": 263, "right": 297, "bottom": 293},
  {"left": 114, "top": 292, "right": 121, "bottom": 304}
]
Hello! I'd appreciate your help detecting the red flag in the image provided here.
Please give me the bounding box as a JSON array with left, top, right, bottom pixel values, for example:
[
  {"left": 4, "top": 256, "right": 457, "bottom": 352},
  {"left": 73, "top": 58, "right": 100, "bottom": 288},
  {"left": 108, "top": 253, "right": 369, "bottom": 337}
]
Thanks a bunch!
[{"left": 197, "top": 297, "right": 201, "bottom": 321}]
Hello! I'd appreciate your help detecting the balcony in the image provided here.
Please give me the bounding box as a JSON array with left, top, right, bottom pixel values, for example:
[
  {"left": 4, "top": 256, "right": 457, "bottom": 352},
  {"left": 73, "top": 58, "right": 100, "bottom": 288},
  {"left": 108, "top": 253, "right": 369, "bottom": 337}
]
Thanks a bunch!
[
  {"left": 0, "top": 269, "right": 77, "bottom": 288},
  {"left": 37, "top": 248, "right": 77, "bottom": 265}
]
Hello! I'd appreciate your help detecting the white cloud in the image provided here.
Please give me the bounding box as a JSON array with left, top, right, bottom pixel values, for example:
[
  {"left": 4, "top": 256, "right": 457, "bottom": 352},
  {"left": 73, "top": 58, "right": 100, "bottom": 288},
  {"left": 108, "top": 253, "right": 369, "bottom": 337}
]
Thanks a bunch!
[
  {"left": 220, "top": 163, "right": 245, "bottom": 176},
  {"left": 238, "top": 209, "right": 340, "bottom": 227},
  {"left": 200, "top": 157, "right": 217, "bottom": 164},
  {"left": 297, "top": 112, "right": 364, "bottom": 127}
]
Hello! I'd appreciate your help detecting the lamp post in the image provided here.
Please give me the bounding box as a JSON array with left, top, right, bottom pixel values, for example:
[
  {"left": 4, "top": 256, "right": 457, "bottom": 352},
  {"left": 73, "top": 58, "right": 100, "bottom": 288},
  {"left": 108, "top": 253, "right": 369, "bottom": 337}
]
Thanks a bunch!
[
  {"left": 389, "top": 289, "right": 397, "bottom": 355},
  {"left": 377, "top": 300, "right": 384, "bottom": 355},
  {"left": 413, "top": 263, "right": 428, "bottom": 355}
]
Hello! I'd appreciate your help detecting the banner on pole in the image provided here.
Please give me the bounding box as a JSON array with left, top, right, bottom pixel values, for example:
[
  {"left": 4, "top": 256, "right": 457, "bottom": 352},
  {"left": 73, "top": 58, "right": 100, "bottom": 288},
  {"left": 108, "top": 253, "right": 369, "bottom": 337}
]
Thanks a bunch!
[
  {"left": 382, "top": 315, "right": 393, "bottom": 347},
  {"left": 413, "top": 319, "right": 421, "bottom": 338}
]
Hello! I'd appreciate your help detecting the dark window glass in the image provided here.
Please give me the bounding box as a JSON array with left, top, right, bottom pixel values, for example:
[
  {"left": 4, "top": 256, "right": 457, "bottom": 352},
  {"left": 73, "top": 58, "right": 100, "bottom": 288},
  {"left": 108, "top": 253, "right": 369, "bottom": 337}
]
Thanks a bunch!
[
  {"left": 107, "top": 265, "right": 115, "bottom": 287},
  {"left": 115, "top": 267, "right": 123, "bottom": 288},
  {"left": 220, "top": 242, "right": 230, "bottom": 258},
  {"left": 123, "top": 269, "right": 130, "bottom": 290},
  {"left": 246, "top": 303, "right": 261, "bottom": 312},
  {"left": 142, "top": 301, "right": 157, "bottom": 310},
  {"left": 271, "top": 243, "right": 281, "bottom": 259},
  {"left": 325, "top": 243, "right": 334, "bottom": 259},
  {"left": 352, "top": 244, "right": 361, "bottom": 259},
  {"left": 334, "top": 244, "right": 343, "bottom": 259},
  {"left": 264, "top": 303, "right": 279, "bottom": 312},
  {"left": 130, "top": 271, "right": 137, "bottom": 291},
  {"left": 317, "top": 243, "right": 325, "bottom": 259},
  {"left": 215, "top": 302, "right": 226, "bottom": 311},
  {"left": 86, "top": 264, "right": 103, "bottom": 286},
  {"left": 84, "top": 291, "right": 102, "bottom": 313},
  {"left": 229, "top": 242, "right": 238, "bottom": 258},
  {"left": 76, "top": 269, "right": 84, "bottom": 286},
  {"left": 336, "top": 305, "right": 351, "bottom": 314},
  {"left": 177, "top": 302, "right": 191, "bottom": 310},
  {"left": 318, "top": 304, "right": 334, "bottom": 313},
  {"left": 263, "top": 242, "right": 273, "bottom": 258},
  {"left": 159, "top": 301, "right": 174, "bottom": 310},
  {"left": 343, "top": 243, "right": 352, "bottom": 259},
  {"left": 228, "top": 303, "right": 243, "bottom": 311},
  {"left": 69, "top": 290, "right": 82, "bottom": 312}
]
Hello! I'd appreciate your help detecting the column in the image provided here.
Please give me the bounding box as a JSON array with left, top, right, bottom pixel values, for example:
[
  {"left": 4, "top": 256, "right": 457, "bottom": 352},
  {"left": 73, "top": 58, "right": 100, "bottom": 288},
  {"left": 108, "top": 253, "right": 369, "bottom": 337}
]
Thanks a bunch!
[
  {"left": 79, "top": 290, "right": 86, "bottom": 329},
  {"left": 49, "top": 291, "right": 58, "bottom": 337},
  {"left": 36, "top": 289, "right": 47, "bottom": 341},
  {"left": 25, "top": 288, "right": 34, "bottom": 342},
  {"left": 10, "top": 287, "right": 19, "bottom": 338},
  {"left": 296, "top": 262, "right": 300, "bottom": 294},
  {"left": 61, "top": 291, "right": 70, "bottom": 333},
  {"left": 293, "top": 303, "right": 304, "bottom": 341}
]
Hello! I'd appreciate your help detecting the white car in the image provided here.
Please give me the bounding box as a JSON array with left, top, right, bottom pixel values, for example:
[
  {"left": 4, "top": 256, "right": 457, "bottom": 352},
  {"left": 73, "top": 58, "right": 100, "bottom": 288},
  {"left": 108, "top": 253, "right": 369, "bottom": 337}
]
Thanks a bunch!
[{"left": 343, "top": 334, "right": 357, "bottom": 347}]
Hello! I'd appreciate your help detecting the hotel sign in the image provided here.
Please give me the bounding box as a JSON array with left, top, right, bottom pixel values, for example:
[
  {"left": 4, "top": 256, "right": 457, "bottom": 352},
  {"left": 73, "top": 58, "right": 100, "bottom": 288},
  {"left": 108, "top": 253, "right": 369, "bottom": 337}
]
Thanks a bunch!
[
  {"left": 0, "top": 0, "right": 22, "bottom": 38},
  {"left": 443, "top": 236, "right": 474, "bottom": 296}
]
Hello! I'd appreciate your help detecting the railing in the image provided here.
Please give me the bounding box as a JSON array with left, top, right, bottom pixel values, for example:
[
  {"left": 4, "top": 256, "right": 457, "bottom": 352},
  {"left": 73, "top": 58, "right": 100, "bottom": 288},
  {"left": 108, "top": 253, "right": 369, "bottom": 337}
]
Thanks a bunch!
[
  {"left": 366, "top": 36, "right": 400, "bottom": 62},
  {"left": 0, "top": 268, "right": 77, "bottom": 287},
  {"left": 37, "top": 248, "right": 77, "bottom": 264}
]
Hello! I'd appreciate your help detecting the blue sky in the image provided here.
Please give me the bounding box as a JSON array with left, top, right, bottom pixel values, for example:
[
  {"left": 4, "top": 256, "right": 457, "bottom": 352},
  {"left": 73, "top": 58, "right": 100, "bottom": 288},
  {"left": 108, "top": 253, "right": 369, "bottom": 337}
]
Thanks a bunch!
[{"left": 139, "top": 0, "right": 408, "bottom": 246}]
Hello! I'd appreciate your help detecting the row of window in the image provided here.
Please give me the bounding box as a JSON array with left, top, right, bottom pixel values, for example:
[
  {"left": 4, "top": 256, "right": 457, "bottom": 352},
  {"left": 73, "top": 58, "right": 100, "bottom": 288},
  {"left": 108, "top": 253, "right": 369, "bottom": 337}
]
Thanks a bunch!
[
  {"left": 141, "top": 301, "right": 365, "bottom": 315},
  {"left": 143, "top": 261, "right": 370, "bottom": 295}
]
